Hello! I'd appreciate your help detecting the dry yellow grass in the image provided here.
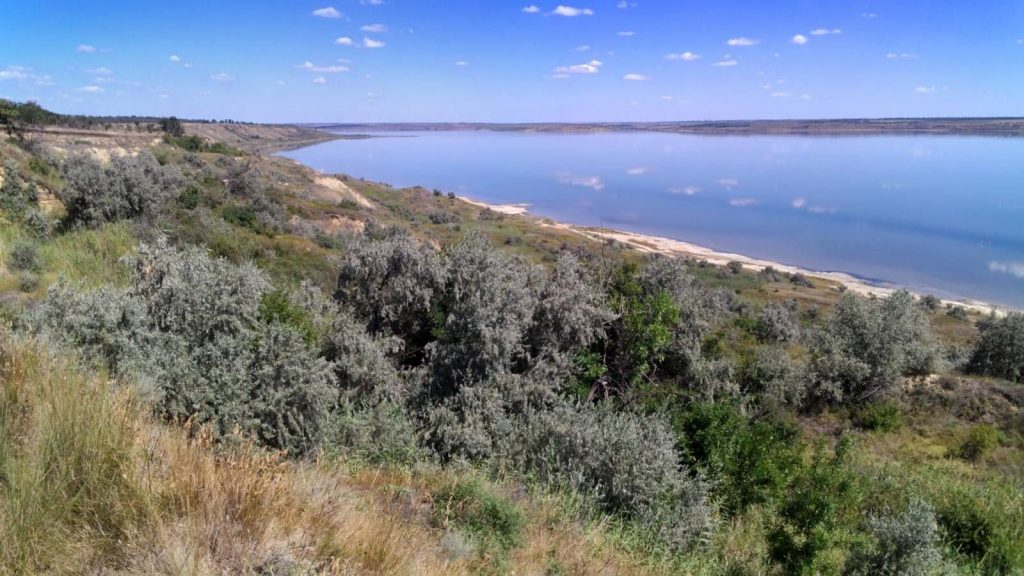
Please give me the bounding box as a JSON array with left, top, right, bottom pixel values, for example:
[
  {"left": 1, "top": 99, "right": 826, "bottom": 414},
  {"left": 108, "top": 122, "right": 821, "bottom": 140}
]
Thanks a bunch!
[{"left": 0, "top": 333, "right": 661, "bottom": 575}]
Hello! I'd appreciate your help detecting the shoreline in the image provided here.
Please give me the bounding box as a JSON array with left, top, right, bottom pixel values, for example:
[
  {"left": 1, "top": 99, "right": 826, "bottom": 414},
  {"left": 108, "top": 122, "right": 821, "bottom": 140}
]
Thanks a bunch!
[{"left": 457, "top": 195, "right": 1007, "bottom": 316}]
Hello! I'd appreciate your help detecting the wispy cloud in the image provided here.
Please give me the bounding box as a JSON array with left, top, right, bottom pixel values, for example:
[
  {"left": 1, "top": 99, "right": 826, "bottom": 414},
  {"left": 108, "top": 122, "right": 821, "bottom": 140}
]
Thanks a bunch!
[
  {"left": 455, "top": 60, "right": 469, "bottom": 66},
  {"left": 791, "top": 34, "right": 807, "bottom": 45},
  {"left": 312, "top": 76, "right": 327, "bottom": 84},
  {"left": 552, "top": 5, "right": 594, "bottom": 17},
  {"left": 76, "top": 85, "right": 104, "bottom": 93},
  {"left": 670, "top": 186, "right": 701, "bottom": 196},
  {"left": 726, "top": 37, "right": 759, "bottom": 46},
  {"left": 718, "top": 178, "right": 740, "bottom": 188},
  {"left": 335, "top": 37, "right": 354, "bottom": 46},
  {"left": 362, "top": 37, "right": 386, "bottom": 48},
  {"left": 618, "top": 31, "right": 635, "bottom": 37},
  {"left": 989, "top": 260, "right": 1024, "bottom": 279},
  {"left": 0, "top": 66, "right": 53, "bottom": 85},
  {"left": 361, "top": 23, "right": 387, "bottom": 32},
  {"left": 169, "top": 54, "right": 181, "bottom": 62},
  {"left": 810, "top": 28, "right": 842, "bottom": 36},
  {"left": 729, "top": 198, "right": 756, "bottom": 207},
  {"left": 626, "top": 167, "right": 647, "bottom": 175},
  {"left": 298, "top": 61, "right": 349, "bottom": 73},
  {"left": 86, "top": 67, "right": 112, "bottom": 75},
  {"left": 770, "top": 92, "right": 792, "bottom": 98},
  {"left": 576, "top": 44, "right": 591, "bottom": 51},
  {"left": 862, "top": 12, "right": 877, "bottom": 19},
  {"left": 915, "top": 85, "right": 936, "bottom": 94},
  {"left": 557, "top": 174, "right": 605, "bottom": 190},
  {"left": 210, "top": 72, "right": 235, "bottom": 82},
  {"left": 713, "top": 57, "right": 738, "bottom": 67},
  {"left": 666, "top": 51, "right": 700, "bottom": 61},
  {"left": 623, "top": 73, "right": 647, "bottom": 81},
  {"left": 553, "top": 59, "right": 603, "bottom": 74},
  {"left": 312, "top": 6, "right": 341, "bottom": 18},
  {"left": 792, "top": 197, "right": 807, "bottom": 208},
  {"left": 76, "top": 44, "right": 97, "bottom": 53},
  {"left": 886, "top": 52, "right": 918, "bottom": 59},
  {"left": 522, "top": 5, "right": 540, "bottom": 13}
]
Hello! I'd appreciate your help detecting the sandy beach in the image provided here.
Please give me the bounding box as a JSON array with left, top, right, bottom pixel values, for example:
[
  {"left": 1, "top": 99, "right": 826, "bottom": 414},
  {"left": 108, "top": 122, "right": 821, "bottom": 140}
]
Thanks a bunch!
[{"left": 459, "top": 197, "right": 1006, "bottom": 316}]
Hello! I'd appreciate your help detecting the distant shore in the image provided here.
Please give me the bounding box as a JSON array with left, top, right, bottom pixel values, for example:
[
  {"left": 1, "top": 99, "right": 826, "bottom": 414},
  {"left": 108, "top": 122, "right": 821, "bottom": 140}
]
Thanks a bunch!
[{"left": 309, "top": 117, "right": 1024, "bottom": 137}]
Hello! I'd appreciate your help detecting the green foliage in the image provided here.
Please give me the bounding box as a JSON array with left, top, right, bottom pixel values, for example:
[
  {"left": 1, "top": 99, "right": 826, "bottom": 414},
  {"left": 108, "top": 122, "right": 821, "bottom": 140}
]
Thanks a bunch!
[
  {"left": 17, "top": 272, "right": 39, "bottom": 293},
  {"left": 7, "top": 242, "right": 40, "bottom": 273},
  {"left": 755, "top": 300, "right": 800, "bottom": 343},
  {"left": 676, "top": 402, "right": 803, "bottom": 515},
  {"left": 767, "top": 437, "right": 862, "bottom": 574},
  {"left": 968, "top": 312, "right": 1024, "bottom": 383},
  {"left": 853, "top": 400, "right": 905, "bottom": 433},
  {"left": 739, "top": 345, "right": 808, "bottom": 408},
  {"left": 432, "top": 478, "right": 526, "bottom": 554},
  {"left": 176, "top": 184, "right": 200, "bottom": 209},
  {"left": 955, "top": 424, "right": 999, "bottom": 462},
  {"left": 810, "top": 291, "right": 945, "bottom": 403},
  {"left": 158, "top": 116, "right": 184, "bottom": 137},
  {"left": 608, "top": 262, "right": 681, "bottom": 390},
  {"left": 259, "top": 289, "right": 318, "bottom": 345}
]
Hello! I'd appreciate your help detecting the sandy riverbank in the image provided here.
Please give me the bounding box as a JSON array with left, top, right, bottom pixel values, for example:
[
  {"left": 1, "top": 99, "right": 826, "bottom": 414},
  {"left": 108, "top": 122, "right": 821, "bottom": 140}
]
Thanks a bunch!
[{"left": 460, "top": 198, "right": 1006, "bottom": 316}]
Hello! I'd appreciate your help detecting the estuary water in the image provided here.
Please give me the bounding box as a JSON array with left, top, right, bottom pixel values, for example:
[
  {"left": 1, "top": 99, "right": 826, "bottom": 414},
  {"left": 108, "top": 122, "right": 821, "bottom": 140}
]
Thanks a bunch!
[{"left": 282, "top": 131, "right": 1024, "bottom": 308}]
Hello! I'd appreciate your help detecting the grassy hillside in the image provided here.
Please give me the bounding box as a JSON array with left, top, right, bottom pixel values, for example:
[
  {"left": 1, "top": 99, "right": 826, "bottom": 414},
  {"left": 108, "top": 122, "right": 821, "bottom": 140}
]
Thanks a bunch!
[{"left": 1, "top": 112, "right": 1022, "bottom": 575}]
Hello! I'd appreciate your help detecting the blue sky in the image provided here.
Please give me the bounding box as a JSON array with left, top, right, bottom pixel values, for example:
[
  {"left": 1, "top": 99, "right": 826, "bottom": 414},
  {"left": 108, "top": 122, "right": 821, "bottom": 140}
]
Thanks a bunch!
[{"left": 1, "top": 1, "right": 1022, "bottom": 122}]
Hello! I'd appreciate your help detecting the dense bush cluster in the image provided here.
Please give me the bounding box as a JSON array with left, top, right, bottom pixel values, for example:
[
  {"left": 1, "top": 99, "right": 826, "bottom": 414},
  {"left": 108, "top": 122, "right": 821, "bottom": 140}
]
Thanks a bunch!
[
  {"left": 968, "top": 312, "right": 1024, "bottom": 382},
  {"left": 58, "top": 153, "right": 181, "bottom": 227}
]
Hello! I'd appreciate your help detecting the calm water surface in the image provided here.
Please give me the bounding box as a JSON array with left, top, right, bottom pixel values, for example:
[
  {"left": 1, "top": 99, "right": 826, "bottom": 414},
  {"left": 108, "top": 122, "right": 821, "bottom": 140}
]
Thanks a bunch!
[{"left": 282, "top": 131, "right": 1024, "bottom": 308}]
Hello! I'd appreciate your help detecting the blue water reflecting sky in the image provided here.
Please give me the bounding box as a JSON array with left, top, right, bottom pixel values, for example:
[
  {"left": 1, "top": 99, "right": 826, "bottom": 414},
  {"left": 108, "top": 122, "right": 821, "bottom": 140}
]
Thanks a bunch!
[{"left": 282, "top": 131, "right": 1024, "bottom": 308}]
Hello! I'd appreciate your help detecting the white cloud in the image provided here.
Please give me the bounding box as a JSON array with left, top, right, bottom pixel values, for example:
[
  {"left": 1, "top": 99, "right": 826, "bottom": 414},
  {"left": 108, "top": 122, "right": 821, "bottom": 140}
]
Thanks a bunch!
[
  {"left": 713, "top": 58, "right": 738, "bottom": 67},
  {"left": 886, "top": 52, "right": 918, "bottom": 59},
  {"left": 169, "top": 54, "right": 181, "bottom": 62},
  {"left": 210, "top": 72, "right": 235, "bottom": 81},
  {"left": 807, "top": 206, "right": 838, "bottom": 214},
  {"left": 76, "top": 85, "right": 104, "bottom": 93},
  {"left": 362, "top": 37, "right": 386, "bottom": 48},
  {"left": 553, "top": 59, "right": 603, "bottom": 74},
  {"left": 770, "top": 92, "right": 791, "bottom": 98},
  {"left": 989, "top": 260, "right": 1024, "bottom": 279},
  {"left": 623, "top": 73, "right": 647, "bottom": 81},
  {"left": 361, "top": 23, "right": 387, "bottom": 32},
  {"left": 862, "top": 12, "right": 877, "bottom": 19},
  {"left": 0, "top": 66, "right": 53, "bottom": 85},
  {"left": 455, "top": 60, "right": 468, "bottom": 66},
  {"left": 666, "top": 51, "right": 701, "bottom": 61},
  {"left": 809, "top": 28, "right": 842, "bottom": 36},
  {"left": 76, "top": 44, "right": 96, "bottom": 53},
  {"left": 791, "top": 197, "right": 806, "bottom": 208},
  {"left": 87, "top": 67, "right": 112, "bottom": 75},
  {"left": 670, "top": 186, "right": 700, "bottom": 196},
  {"left": 801, "top": 93, "right": 812, "bottom": 100},
  {"left": 626, "top": 167, "right": 647, "bottom": 175},
  {"left": 718, "top": 178, "right": 740, "bottom": 188},
  {"left": 618, "top": 31, "right": 635, "bottom": 37},
  {"left": 312, "top": 6, "right": 341, "bottom": 18},
  {"left": 576, "top": 44, "right": 591, "bottom": 51},
  {"left": 729, "top": 198, "right": 756, "bottom": 207},
  {"left": 335, "top": 36, "right": 354, "bottom": 46},
  {"left": 915, "top": 85, "right": 936, "bottom": 94},
  {"left": 791, "top": 34, "right": 808, "bottom": 45},
  {"left": 312, "top": 76, "right": 327, "bottom": 84},
  {"left": 727, "top": 37, "right": 759, "bottom": 46},
  {"left": 361, "top": 0, "right": 385, "bottom": 4},
  {"left": 522, "top": 5, "right": 540, "bottom": 13},
  {"left": 617, "top": 1, "right": 637, "bottom": 7},
  {"left": 299, "top": 61, "right": 349, "bottom": 73},
  {"left": 557, "top": 174, "right": 604, "bottom": 190},
  {"left": 552, "top": 5, "right": 594, "bottom": 16}
]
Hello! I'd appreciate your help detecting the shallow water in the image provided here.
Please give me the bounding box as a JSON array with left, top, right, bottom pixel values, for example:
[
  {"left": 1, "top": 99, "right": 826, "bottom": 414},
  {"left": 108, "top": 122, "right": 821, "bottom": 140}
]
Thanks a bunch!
[{"left": 282, "top": 131, "right": 1024, "bottom": 308}]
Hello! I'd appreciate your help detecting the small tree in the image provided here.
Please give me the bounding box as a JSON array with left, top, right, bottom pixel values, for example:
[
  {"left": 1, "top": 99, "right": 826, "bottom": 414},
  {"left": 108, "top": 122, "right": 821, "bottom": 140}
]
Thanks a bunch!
[
  {"left": 968, "top": 312, "right": 1024, "bottom": 382},
  {"left": 158, "top": 116, "right": 185, "bottom": 137}
]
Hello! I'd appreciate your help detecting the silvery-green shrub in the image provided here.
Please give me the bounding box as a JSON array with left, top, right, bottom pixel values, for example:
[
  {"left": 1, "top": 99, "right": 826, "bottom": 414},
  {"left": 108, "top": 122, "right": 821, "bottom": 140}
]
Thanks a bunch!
[
  {"left": 756, "top": 300, "right": 801, "bottom": 343},
  {"left": 809, "top": 291, "right": 944, "bottom": 402},
  {"left": 846, "top": 498, "right": 942, "bottom": 576},
  {"left": 968, "top": 312, "right": 1024, "bottom": 383},
  {"left": 59, "top": 152, "right": 179, "bottom": 227}
]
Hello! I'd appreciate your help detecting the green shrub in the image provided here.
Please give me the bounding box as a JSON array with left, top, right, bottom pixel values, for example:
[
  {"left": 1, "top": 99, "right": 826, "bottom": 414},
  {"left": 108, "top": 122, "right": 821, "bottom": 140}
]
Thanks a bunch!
[
  {"left": 22, "top": 209, "right": 50, "bottom": 239},
  {"left": 258, "top": 289, "right": 318, "bottom": 345},
  {"left": 955, "top": 424, "right": 999, "bottom": 462},
  {"left": 846, "top": 497, "right": 941, "bottom": 576},
  {"left": 59, "top": 153, "right": 180, "bottom": 227},
  {"left": 8, "top": 242, "right": 40, "bottom": 273},
  {"left": 933, "top": 488, "right": 1015, "bottom": 572},
  {"left": 968, "top": 312, "right": 1024, "bottom": 383},
  {"left": 676, "top": 402, "right": 803, "bottom": 515},
  {"left": 853, "top": 400, "right": 905, "bottom": 433},
  {"left": 755, "top": 300, "right": 800, "bottom": 343},
  {"left": 432, "top": 478, "right": 526, "bottom": 553},
  {"left": 176, "top": 185, "right": 200, "bottom": 210},
  {"left": 0, "top": 160, "right": 38, "bottom": 218},
  {"left": 17, "top": 272, "right": 39, "bottom": 293}
]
